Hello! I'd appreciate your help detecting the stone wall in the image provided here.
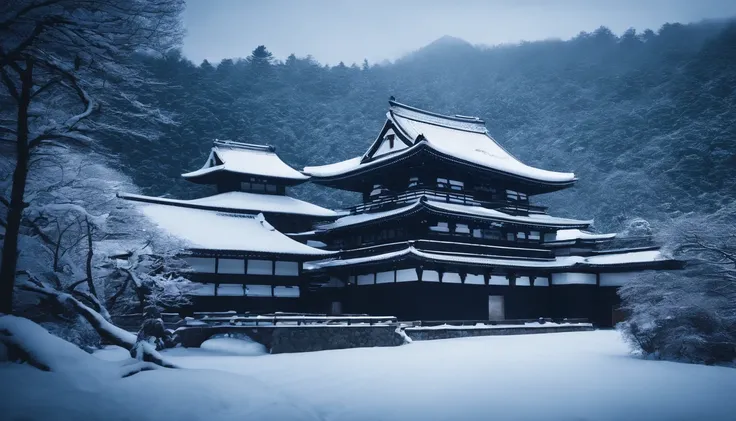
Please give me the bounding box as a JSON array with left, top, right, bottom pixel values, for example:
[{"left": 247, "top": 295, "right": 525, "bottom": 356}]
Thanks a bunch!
[
  {"left": 174, "top": 324, "right": 407, "bottom": 353},
  {"left": 174, "top": 324, "right": 594, "bottom": 353},
  {"left": 404, "top": 325, "right": 594, "bottom": 341},
  {"left": 270, "top": 325, "right": 405, "bottom": 354}
]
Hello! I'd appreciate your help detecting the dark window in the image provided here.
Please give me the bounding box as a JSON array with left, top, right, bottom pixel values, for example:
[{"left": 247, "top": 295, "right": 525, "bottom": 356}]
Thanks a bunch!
[
  {"left": 483, "top": 229, "right": 502, "bottom": 240},
  {"left": 449, "top": 180, "right": 464, "bottom": 191}
]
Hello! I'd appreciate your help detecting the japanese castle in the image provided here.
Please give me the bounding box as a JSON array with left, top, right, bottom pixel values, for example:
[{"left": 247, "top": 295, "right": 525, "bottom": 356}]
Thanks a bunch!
[{"left": 122, "top": 99, "right": 680, "bottom": 327}]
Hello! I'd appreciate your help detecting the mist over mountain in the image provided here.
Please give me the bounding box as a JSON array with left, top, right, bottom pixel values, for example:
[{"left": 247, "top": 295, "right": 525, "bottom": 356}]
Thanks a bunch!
[{"left": 108, "top": 18, "right": 736, "bottom": 232}]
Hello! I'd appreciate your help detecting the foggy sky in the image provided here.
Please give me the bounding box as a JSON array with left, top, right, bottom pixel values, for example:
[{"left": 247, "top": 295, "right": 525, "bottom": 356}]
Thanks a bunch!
[{"left": 183, "top": 0, "right": 736, "bottom": 66}]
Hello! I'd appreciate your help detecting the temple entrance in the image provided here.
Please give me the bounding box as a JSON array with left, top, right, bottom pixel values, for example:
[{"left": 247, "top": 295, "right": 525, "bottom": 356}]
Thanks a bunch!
[
  {"left": 488, "top": 295, "right": 505, "bottom": 321},
  {"left": 330, "top": 301, "right": 343, "bottom": 315}
]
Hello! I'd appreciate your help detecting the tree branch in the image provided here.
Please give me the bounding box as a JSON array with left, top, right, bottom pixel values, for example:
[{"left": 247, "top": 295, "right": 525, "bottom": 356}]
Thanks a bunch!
[
  {"left": 17, "top": 280, "right": 176, "bottom": 368},
  {"left": 0, "top": 65, "right": 19, "bottom": 101}
]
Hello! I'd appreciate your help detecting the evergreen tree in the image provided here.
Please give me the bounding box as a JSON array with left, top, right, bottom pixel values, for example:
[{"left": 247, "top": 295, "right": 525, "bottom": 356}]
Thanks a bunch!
[{"left": 249, "top": 45, "right": 274, "bottom": 67}]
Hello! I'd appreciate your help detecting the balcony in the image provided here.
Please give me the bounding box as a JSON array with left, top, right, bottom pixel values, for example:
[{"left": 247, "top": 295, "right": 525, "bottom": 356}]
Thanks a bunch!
[{"left": 343, "top": 189, "right": 548, "bottom": 216}]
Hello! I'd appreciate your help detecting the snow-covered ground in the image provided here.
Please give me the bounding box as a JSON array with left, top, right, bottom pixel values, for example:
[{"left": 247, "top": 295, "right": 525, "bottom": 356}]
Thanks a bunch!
[{"left": 3, "top": 331, "right": 736, "bottom": 421}]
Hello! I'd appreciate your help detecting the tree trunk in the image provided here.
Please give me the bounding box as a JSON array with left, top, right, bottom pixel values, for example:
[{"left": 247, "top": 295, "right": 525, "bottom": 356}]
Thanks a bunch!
[
  {"left": 84, "top": 217, "right": 97, "bottom": 299},
  {"left": 0, "top": 60, "right": 33, "bottom": 315}
]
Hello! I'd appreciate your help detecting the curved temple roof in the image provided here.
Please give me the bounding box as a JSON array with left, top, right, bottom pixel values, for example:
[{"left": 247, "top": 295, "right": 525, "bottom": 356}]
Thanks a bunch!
[
  {"left": 305, "top": 245, "right": 668, "bottom": 271},
  {"left": 183, "top": 140, "right": 309, "bottom": 184},
  {"left": 137, "top": 203, "right": 333, "bottom": 256},
  {"left": 303, "top": 100, "right": 576, "bottom": 186},
  {"left": 313, "top": 197, "right": 592, "bottom": 231},
  {"left": 119, "top": 191, "right": 337, "bottom": 218}
]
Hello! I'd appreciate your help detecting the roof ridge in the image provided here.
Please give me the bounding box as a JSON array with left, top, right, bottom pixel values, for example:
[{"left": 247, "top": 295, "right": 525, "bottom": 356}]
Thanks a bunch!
[
  {"left": 389, "top": 99, "right": 484, "bottom": 124},
  {"left": 213, "top": 139, "right": 276, "bottom": 153}
]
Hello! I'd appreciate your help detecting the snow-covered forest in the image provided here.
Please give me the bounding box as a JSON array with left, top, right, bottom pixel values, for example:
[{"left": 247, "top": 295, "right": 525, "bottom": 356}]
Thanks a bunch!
[
  {"left": 118, "top": 21, "right": 736, "bottom": 233},
  {"left": 106, "top": 18, "right": 736, "bottom": 364},
  {"left": 0, "top": 0, "right": 735, "bottom": 419}
]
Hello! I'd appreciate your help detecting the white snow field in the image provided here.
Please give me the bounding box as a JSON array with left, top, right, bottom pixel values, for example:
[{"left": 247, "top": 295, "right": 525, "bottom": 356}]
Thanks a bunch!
[{"left": 2, "top": 330, "right": 736, "bottom": 421}]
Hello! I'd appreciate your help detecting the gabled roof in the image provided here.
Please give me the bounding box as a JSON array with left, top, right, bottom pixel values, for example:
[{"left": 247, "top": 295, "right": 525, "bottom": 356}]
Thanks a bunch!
[
  {"left": 305, "top": 244, "right": 671, "bottom": 272},
  {"left": 313, "top": 197, "right": 592, "bottom": 231},
  {"left": 119, "top": 191, "right": 336, "bottom": 218},
  {"left": 303, "top": 100, "right": 577, "bottom": 188},
  {"left": 137, "top": 203, "right": 333, "bottom": 256},
  {"left": 182, "top": 140, "right": 309, "bottom": 185}
]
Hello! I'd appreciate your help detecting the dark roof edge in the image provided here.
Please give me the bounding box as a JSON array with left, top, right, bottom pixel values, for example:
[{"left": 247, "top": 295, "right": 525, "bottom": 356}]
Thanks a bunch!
[
  {"left": 214, "top": 139, "right": 276, "bottom": 153},
  {"left": 389, "top": 99, "right": 484, "bottom": 124}
]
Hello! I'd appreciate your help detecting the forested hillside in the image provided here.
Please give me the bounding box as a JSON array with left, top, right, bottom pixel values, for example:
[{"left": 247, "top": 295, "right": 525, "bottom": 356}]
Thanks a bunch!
[{"left": 111, "top": 19, "right": 736, "bottom": 232}]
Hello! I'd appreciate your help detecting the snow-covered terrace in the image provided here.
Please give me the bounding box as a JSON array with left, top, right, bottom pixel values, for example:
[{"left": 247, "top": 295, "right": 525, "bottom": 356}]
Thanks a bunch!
[{"left": 7, "top": 327, "right": 734, "bottom": 421}]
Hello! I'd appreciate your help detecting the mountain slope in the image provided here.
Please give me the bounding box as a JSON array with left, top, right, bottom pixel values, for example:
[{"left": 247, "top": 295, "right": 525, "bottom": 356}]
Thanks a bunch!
[{"left": 107, "top": 20, "right": 736, "bottom": 232}]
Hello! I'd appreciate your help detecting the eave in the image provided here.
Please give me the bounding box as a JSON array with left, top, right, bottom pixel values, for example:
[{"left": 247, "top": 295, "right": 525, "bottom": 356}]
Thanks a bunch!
[
  {"left": 313, "top": 197, "right": 592, "bottom": 233},
  {"left": 306, "top": 142, "right": 577, "bottom": 195},
  {"left": 181, "top": 167, "right": 308, "bottom": 187},
  {"left": 118, "top": 192, "right": 337, "bottom": 219}
]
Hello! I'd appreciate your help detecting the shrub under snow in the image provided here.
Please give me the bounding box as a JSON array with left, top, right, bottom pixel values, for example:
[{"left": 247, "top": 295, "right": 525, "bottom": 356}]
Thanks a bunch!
[{"left": 618, "top": 213, "right": 736, "bottom": 365}]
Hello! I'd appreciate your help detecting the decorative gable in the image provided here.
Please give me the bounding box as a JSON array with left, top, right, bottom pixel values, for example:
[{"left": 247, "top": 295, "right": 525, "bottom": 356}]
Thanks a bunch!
[{"left": 361, "top": 120, "right": 413, "bottom": 163}]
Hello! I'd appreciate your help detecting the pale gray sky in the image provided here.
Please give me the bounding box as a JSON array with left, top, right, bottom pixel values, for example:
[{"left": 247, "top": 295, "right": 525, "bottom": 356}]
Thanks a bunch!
[{"left": 183, "top": 0, "right": 736, "bottom": 65}]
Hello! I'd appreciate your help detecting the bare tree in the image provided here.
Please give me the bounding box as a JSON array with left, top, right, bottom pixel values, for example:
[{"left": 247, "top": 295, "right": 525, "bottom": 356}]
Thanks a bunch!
[
  {"left": 0, "top": 0, "right": 185, "bottom": 314},
  {"left": 5, "top": 149, "right": 192, "bottom": 362}
]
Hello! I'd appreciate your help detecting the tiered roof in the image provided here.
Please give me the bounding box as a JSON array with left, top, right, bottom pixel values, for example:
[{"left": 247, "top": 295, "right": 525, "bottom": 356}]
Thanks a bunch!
[
  {"left": 139, "top": 203, "right": 332, "bottom": 257},
  {"left": 119, "top": 191, "right": 336, "bottom": 218},
  {"left": 305, "top": 244, "right": 672, "bottom": 272},
  {"left": 303, "top": 100, "right": 577, "bottom": 192},
  {"left": 183, "top": 140, "right": 309, "bottom": 185},
  {"left": 312, "top": 197, "right": 592, "bottom": 232}
]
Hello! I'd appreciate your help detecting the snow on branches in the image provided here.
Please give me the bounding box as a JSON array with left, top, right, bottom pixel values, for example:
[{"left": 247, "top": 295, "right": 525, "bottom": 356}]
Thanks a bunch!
[
  {"left": 0, "top": 0, "right": 186, "bottom": 313},
  {"left": 618, "top": 212, "right": 736, "bottom": 365},
  {"left": 4, "top": 148, "right": 192, "bottom": 356}
]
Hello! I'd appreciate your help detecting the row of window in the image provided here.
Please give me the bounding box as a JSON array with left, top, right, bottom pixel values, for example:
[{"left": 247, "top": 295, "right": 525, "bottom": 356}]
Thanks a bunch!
[
  {"left": 428, "top": 222, "right": 543, "bottom": 242},
  {"left": 370, "top": 177, "right": 529, "bottom": 202},
  {"left": 241, "top": 181, "right": 278, "bottom": 193},
  {"left": 506, "top": 190, "right": 528, "bottom": 202},
  {"left": 330, "top": 224, "right": 548, "bottom": 248},
  {"left": 185, "top": 257, "right": 299, "bottom": 276},
  {"left": 342, "top": 269, "right": 550, "bottom": 286},
  {"left": 190, "top": 283, "right": 300, "bottom": 297}
]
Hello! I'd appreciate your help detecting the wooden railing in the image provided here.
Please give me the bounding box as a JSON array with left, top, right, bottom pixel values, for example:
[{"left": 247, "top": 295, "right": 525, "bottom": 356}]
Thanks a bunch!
[
  {"left": 408, "top": 317, "right": 590, "bottom": 327},
  {"left": 186, "top": 313, "right": 398, "bottom": 326},
  {"left": 342, "top": 189, "right": 547, "bottom": 216}
]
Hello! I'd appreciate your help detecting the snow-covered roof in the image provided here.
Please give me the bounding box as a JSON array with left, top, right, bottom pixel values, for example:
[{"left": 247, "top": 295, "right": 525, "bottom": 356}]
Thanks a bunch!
[
  {"left": 314, "top": 198, "right": 591, "bottom": 231},
  {"left": 585, "top": 250, "right": 662, "bottom": 265},
  {"left": 552, "top": 229, "right": 617, "bottom": 242},
  {"left": 316, "top": 201, "right": 422, "bottom": 230},
  {"left": 182, "top": 140, "right": 308, "bottom": 183},
  {"left": 137, "top": 203, "right": 332, "bottom": 256},
  {"left": 305, "top": 246, "right": 668, "bottom": 271},
  {"left": 119, "top": 191, "right": 336, "bottom": 218},
  {"left": 303, "top": 101, "right": 576, "bottom": 185},
  {"left": 426, "top": 201, "right": 592, "bottom": 228}
]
